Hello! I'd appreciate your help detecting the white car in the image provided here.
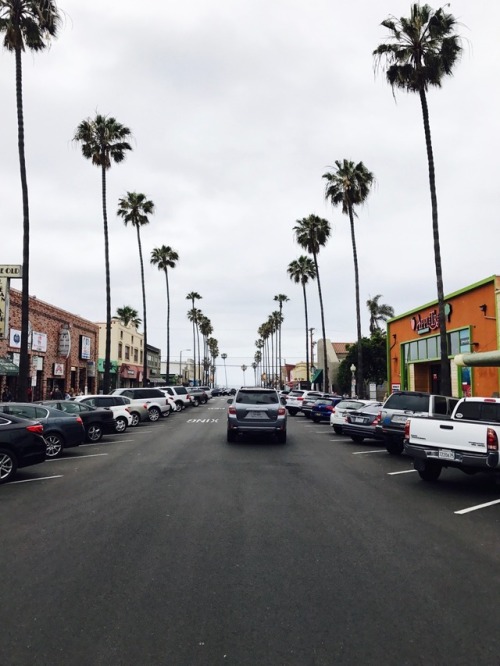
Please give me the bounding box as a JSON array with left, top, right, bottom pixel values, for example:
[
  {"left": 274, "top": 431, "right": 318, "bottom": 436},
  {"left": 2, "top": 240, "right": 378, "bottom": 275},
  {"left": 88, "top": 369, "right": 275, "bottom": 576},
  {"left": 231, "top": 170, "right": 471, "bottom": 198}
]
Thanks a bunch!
[
  {"left": 330, "top": 399, "right": 382, "bottom": 434},
  {"left": 73, "top": 394, "right": 134, "bottom": 433},
  {"left": 110, "top": 388, "right": 171, "bottom": 421},
  {"left": 285, "top": 389, "right": 325, "bottom": 416}
]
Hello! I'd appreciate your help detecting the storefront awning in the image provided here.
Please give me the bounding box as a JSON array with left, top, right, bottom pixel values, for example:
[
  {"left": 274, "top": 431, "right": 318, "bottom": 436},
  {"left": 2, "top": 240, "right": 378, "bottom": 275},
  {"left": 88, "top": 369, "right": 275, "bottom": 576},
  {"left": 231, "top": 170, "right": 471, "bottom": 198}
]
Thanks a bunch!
[
  {"left": 311, "top": 368, "right": 323, "bottom": 383},
  {"left": 97, "top": 359, "right": 119, "bottom": 373},
  {"left": 0, "top": 358, "right": 19, "bottom": 376}
]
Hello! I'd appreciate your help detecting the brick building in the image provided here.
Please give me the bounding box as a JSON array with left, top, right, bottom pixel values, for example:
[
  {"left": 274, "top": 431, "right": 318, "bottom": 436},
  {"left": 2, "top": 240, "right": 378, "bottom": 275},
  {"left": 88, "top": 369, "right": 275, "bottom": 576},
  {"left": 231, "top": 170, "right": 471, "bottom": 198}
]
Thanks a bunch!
[{"left": 0, "top": 288, "right": 99, "bottom": 400}]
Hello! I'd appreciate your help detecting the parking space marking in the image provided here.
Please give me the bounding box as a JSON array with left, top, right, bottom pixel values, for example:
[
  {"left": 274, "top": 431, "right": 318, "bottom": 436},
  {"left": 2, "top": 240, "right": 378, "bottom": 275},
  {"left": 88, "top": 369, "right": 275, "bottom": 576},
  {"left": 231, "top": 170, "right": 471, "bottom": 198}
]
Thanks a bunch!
[
  {"left": 387, "top": 469, "right": 418, "bottom": 475},
  {"left": 351, "top": 449, "right": 386, "bottom": 455},
  {"left": 82, "top": 439, "right": 135, "bottom": 445},
  {"left": 11, "top": 475, "right": 63, "bottom": 484},
  {"left": 46, "top": 453, "right": 109, "bottom": 461},
  {"left": 455, "top": 499, "right": 500, "bottom": 515}
]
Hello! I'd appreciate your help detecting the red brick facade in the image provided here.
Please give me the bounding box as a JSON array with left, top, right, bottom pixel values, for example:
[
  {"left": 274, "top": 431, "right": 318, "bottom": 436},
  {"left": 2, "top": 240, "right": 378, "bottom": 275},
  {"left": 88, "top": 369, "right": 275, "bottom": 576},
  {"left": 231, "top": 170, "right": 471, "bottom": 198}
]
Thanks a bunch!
[{"left": 0, "top": 288, "right": 99, "bottom": 400}]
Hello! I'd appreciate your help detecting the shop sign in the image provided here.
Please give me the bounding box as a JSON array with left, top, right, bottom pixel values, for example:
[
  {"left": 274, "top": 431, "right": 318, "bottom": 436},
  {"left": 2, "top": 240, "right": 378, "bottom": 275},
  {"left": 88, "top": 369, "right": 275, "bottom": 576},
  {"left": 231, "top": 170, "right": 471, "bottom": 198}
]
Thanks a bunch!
[
  {"left": 391, "top": 383, "right": 401, "bottom": 392},
  {"left": 79, "top": 335, "right": 91, "bottom": 360},
  {"left": 0, "top": 265, "right": 21, "bottom": 277},
  {"left": 53, "top": 363, "right": 65, "bottom": 377},
  {"left": 410, "top": 303, "right": 452, "bottom": 336},
  {"left": 58, "top": 327, "right": 71, "bottom": 358},
  {"left": 87, "top": 361, "right": 96, "bottom": 377},
  {"left": 31, "top": 331, "right": 47, "bottom": 352},
  {"left": 9, "top": 328, "right": 21, "bottom": 349}
]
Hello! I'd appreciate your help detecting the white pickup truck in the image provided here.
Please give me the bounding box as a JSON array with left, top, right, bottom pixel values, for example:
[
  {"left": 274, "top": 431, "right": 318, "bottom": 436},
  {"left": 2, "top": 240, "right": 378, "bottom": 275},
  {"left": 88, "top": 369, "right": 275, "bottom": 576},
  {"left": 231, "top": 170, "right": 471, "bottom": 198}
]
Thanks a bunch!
[{"left": 404, "top": 397, "right": 500, "bottom": 481}]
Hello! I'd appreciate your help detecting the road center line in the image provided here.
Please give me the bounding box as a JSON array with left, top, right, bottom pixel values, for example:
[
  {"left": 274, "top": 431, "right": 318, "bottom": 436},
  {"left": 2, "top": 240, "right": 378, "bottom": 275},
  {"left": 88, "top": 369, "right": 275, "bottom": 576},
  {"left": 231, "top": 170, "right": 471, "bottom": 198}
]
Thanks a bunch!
[
  {"left": 387, "top": 469, "right": 418, "bottom": 475},
  {"left": 455, "top": 499, "right": 500, "bottom": 515},
  {"left": 11, "top": 475, "right": 63, "bottom": 484},
  {"left": 351, "top": 449, "right": 386, "bottom": 455}
]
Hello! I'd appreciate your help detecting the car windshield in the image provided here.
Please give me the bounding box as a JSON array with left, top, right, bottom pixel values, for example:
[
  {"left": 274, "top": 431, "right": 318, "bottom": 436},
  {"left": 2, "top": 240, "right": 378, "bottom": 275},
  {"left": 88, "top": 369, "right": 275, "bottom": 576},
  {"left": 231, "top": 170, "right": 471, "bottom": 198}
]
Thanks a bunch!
[{"left": 236, "top": 391, "right": 278, "bottom": 405}]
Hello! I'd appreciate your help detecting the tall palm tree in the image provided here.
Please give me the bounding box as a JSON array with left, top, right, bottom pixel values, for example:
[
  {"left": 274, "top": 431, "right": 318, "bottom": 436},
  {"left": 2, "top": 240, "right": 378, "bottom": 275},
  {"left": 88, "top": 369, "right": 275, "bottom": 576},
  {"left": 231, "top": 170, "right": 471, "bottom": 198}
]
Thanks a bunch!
[
  {"left": 187, "top": 304, "right": 202, "bottom": 384},
  {"left": 117, "top": 192, "right": 154, "bottom": 387},
  {"left": 115, "top": 306, "right": 141, "bottom": 329},
  {"left": 273, "top": 294, "right": 289, "bottom": 389},
  {"left": 287, "top": 256, "right": 316, "bottom": 385},
  {"left": 293, "top": 215, "right": 331, "bottom": 392},
  {"left": 1, "top": 0, "right": 61, "bottom": 400},
  {"left": 199, "top": 315, "right": 213, "bottom": 384},
  {"left": 323, "top": 159, "right": 375, "bottom": 398},
  {"left": 366, "top": 295, "right": 394, "bottom": 335},
  {"left": 373, "top": 3, "right": 462, "bottom": 396},
  {"left": 186, "top": 292, "right": 202, "bottom": 384},
  {"left": 74, "top": 114, "right": 132, "bottom": 393},
  {"left": 151, "top": 245, "right": 179, "bottom": 384}
]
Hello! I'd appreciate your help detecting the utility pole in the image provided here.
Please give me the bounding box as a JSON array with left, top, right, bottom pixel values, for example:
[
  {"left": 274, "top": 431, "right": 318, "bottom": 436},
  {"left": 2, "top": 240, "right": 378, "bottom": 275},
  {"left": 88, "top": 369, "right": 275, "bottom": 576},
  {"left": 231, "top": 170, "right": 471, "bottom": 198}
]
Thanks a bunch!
[{"left": 309, "top": 328, "right": 315, "bottom": 370}]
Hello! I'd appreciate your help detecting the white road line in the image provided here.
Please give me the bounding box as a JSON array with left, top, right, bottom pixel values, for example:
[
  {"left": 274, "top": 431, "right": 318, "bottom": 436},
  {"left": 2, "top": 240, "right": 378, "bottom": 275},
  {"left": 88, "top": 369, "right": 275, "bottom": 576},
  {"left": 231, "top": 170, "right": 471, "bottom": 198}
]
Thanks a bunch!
[
  {"left": 11, "top": 475, "right": 63, "bottom": 484},
  {"left": 455, "top": 499, "right": 500, "bottom": 515},
  {"left": 387, "top": 469, "right": 418, "bottom": 475},
  {"left": 46, "top": 453, "right": 109, "bottom": 461},
  {"left": 352, "top": 449, "right": 386, "bottom": 455}
]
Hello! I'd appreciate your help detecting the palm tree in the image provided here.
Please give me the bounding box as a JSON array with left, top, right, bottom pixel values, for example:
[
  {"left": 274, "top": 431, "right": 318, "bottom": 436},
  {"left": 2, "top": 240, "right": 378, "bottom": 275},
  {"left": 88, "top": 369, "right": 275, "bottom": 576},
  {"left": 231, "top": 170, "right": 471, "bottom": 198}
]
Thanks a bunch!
[
  {"left": 117, "top": 192, "right": 154, "bottom": 386},
  {"left": 187, "top": 304, "right": 202, "bottom": 384},
  {"left": 323, "top": 159, "right": 375, "bottom": 397},
  {"left": 151, "top": 245, "right": 179, "bottom": 384},
  {"left": 293, "top": 215, "right": 331, "bottom": 392},
  {"left": 116, "top": 306, "right": 141, "bottom": 329},
  {"left": 1, "top": 0, "right": 61, "bottom": 399},
  {"left": 373, "top": 3, "right": 462, "bottom": 396},
  {"left": 366, "top": 295, "right": 394, "bottom": 335},
  {"left": 186, "top": 292, "right": 202, "bottom": 384},
  {"left": 287, "top": 256, "right": 316, "bottom": 385},
  {"left": 273, "top": 294, "right": 289, "bottom": 388},
  {"left": 74, "top": 114, "right": 132, "bottom": 393}
]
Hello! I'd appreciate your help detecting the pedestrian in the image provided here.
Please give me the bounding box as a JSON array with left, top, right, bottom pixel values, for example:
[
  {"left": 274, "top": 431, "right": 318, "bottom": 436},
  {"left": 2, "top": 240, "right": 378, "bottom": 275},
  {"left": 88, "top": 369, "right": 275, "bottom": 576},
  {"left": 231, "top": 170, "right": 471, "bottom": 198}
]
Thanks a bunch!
[
  {"left": 1, "top": 386, "right": 12, "bottom": 402},
  {"left": 51, "top": 386, "right": 63, "bottom": 400}
]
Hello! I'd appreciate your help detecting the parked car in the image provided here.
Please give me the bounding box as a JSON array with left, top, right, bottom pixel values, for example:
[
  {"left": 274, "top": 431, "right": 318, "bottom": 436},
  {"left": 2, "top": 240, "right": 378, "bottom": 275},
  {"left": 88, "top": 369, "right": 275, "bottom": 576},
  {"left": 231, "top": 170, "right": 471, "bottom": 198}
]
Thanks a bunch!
[
  {"left": 330, "top": 399, "right": 382, "bottom": 434},
  {"left": 189, "top": 388, "right": 209, "bottom": 406},
  {"left": 342, "top": 403, "right": 385, "bottom": 443},
  {"left": 286, "top": 390, "right": 325, "bottom": 416},
  {"left": 227, "top": 387, "right": 287, "bottom": 443},
  {"left": 0, "top": 402, "right": 85, "bottom": 458},
  {"left": 157, "top": 385, "right": 192, "bottom": 410},
  {"left": 110, "top": 388, "right": 171, "bottom": 421},
  {"left": 72, "top": 394, "right": 133, "bottom": 432},
  {"left": 211, "top": 388, "right": 222, "bottom": 397},
  {"left": 197, "top": 386, "right": 213, "bottom": 398},
  {"left": 301, "top": 392, "right": 331, "bottom": 419},
  {"left": 0, "top": 412, "right": 46, "bottom": 483},
  {"left": 311, "top": 396, "right": 343, "bottom": 422},
  {"left": 37, "top": 400, "right": 116, "bottom": 442}
]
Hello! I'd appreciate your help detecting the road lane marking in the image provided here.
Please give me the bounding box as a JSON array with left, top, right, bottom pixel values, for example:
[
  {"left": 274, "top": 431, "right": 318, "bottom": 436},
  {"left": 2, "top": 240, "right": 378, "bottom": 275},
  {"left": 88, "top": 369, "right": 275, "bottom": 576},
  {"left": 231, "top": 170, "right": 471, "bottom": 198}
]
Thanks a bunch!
[
  {"left": 351, "top": 449, "right": 386, "bottom": 455},
  {"left": 387, "top": 469, "right": 418, "bottom": 475},
  {"left": 46, "top": 453, "right": 109, "bottom": 461},
  {"left": 455, "top": 499, "right": 500, "bottom": 515},
  {"left": 11, "top": 475, "right": 63, "bottom": 484}
]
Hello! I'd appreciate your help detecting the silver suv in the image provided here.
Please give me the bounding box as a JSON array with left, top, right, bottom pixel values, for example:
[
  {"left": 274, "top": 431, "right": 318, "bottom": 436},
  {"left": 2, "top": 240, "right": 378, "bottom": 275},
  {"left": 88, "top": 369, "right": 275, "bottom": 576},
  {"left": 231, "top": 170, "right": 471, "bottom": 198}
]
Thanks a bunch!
[{"left": 227, "top": 387, "right": 287, "bottom": 443}]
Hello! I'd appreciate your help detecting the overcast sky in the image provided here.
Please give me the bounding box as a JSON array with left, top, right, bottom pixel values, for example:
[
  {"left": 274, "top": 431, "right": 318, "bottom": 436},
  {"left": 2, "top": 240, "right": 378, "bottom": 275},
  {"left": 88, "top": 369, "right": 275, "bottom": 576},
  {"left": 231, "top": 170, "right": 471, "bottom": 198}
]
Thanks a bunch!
[{"left": 1, "top": 0, "right": 499, "bottom": 387}]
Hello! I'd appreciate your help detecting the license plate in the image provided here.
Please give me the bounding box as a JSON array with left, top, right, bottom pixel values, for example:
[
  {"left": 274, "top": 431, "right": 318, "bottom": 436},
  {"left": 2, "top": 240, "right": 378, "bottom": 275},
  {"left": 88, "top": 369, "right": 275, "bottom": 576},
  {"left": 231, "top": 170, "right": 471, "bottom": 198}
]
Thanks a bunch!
[
  {"left": 352, "top": 417, "right": 365, "bottom": 424},
  {"left": 245, "top": 411, "right": 267, "bottom": 419},
  {"left": 438, "top": 449, "right": 455, "bottom": 461},
  {"left": 392, "top": 415, "right": 408, "bottom": 424}
]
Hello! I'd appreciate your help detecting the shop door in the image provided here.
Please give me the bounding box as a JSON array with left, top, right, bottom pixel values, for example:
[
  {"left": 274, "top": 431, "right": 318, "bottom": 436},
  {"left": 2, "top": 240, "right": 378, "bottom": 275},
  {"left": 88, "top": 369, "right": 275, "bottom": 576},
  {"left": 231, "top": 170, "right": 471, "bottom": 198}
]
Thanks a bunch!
[{"left": 430, "top": 364, "right": 441, "bottom": 394}]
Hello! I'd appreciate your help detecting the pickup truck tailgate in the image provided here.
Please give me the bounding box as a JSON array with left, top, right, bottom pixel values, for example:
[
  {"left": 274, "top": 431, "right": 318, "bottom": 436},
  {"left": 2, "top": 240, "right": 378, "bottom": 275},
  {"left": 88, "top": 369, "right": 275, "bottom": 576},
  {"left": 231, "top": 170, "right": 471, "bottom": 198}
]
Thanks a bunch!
[{"left": 409, "top": 418, "right": 488, "bottom": 453}]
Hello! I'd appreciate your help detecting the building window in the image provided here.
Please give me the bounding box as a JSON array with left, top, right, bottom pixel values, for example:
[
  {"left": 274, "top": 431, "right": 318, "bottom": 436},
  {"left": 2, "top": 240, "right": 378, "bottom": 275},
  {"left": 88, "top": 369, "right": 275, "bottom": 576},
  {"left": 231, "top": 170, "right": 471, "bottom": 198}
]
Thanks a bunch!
[
  {"left": 120, "top": 331, "right": 123, "bottom": 340},
  {"left": 125, "top": 346, "right": 130, "bottom": 360},
  {"left": 140, "top": 351, "right": 143, "bottom": 363},
  {"left": 134, "top": 349, "right": 138, "bottom": 363},
  {"left": 118, "top": 342, "right": 123, "bottom": 359},
  {"left": 131, "top": 336, "right": 134, "bottom": 343}
]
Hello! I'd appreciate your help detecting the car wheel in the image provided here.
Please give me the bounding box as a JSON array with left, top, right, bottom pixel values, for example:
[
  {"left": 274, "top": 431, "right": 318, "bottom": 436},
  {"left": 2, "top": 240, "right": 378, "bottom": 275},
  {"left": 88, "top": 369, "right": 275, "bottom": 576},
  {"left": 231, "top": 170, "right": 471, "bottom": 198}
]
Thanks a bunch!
[
  {"left": 115, "top": 416, "right": 128, "bottom": 433},
  {"left": 277, "top": 431, "right": 287, "bottom": 444},
  {"left": 0, "top": 448, "right": 17, "bottom": 484},
  {"left": 148, "top": 406, "right": 161, "bottom": 422},
  {"left": 86, "top": 424, "right": 103, "bottom": 443},
  {"left": 418, "top": 462, "right": 442, "bottom": 482},
  {"left": 162, "top": 409, "right": 170, "bottom": 418},
  {"left": 333, "top": 425, "right": 342, "bottom": 434},
  {"left": 192, "top": 398, "right": 200, "bottom": 407},
  {"left": 175, "top": 401, "right": 183, "bottom": 411},
  {"left": 312, "top": 416, "right": 320, "bottom": 423},
  {"left": 288, "top": 409, "right": 298, "bottom": 416},
  {"left": 45, "top": 433, "right": 64, "bottom": 458},
  {"left": 351, "top": 436, "right": 364, "bottom": 444},
  {"left": 385, "top": 439, "right": 404, "bottom": 455},
  {"left": 130, "top": 412, "right": 141, "bottom": 427}
]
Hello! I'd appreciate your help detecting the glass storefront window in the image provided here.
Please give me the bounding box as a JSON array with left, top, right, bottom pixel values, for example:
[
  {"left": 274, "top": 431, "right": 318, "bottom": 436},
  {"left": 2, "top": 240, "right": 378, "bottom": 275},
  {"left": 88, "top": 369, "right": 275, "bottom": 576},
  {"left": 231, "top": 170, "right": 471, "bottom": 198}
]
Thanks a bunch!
[
  {"left": 449, "top": 331, "right": 460, "bottom": 356},
  {"left": 459, "top": 329, "right": 471, "bottom": 353},
  {"left": 427, "top": 336, "right": 438, "bottom": 359},
  {"left": 418, "top": 339, "right": 427, "bottom": 359}
]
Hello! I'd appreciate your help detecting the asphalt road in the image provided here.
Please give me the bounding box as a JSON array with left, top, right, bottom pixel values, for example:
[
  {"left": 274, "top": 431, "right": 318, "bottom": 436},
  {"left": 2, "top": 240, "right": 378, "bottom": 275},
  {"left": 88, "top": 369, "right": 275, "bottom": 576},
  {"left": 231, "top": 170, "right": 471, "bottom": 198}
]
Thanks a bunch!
[{"left": 2, "top": 398, "right": 500, "bottom": 666}]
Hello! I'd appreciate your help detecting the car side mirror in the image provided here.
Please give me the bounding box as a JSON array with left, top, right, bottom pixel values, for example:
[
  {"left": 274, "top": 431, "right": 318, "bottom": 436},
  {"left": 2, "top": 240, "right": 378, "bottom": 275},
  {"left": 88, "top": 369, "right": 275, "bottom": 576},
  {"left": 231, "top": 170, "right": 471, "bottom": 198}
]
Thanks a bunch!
[
  {"left": 280, "top": 397, "right": 286, "bottom": 405},
  {"left": 227, "top": 398, "right": 233, "bottom": 404}
]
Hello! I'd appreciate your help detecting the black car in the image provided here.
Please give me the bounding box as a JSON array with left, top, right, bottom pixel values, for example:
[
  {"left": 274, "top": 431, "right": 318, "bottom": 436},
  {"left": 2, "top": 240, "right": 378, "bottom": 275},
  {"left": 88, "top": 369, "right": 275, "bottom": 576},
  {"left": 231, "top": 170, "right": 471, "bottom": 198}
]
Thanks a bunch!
[
  {"left": 189, "top": 388, "right": 209, "bottom": 406},
  {"left": 0, "top": 403, "right": 85, "bottom": 458},
  {"left": 342, "top": 403, "right": 385, "bottom": 444},
  {"left": 211, "top": 388, "right": 222, "bottom": 397},
  {"left": 0, "top": 412, "right": 46, "bottom": 484},
  {"left": 37, "top": 400, "right": 116, "bottom": 442}
]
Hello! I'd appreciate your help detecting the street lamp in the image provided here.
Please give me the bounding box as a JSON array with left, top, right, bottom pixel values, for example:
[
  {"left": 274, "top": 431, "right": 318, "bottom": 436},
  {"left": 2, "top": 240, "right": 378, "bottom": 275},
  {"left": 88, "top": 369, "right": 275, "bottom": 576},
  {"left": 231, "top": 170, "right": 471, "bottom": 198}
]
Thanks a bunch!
[
  {"left": 180, "top": 349, "right": 190, "bottom": 384},
  {"left": 221, "top": 353, "right": 228, "bottom": 388},
  {"left": 241, "top": 364, "right": 247, "bottom": 385},
  {"left": 350, "top": 363, "right": 356, "bottom": 398}
]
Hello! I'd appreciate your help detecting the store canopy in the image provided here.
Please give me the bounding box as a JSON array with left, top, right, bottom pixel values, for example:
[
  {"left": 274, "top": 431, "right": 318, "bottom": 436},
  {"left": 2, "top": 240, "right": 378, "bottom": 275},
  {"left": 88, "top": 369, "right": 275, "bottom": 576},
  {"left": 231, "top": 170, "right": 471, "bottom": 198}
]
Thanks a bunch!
[
  {"left": 97, "top": 359, "right": 119, "bottom": 373},
  {"left": 311, "top": 368, "right": 323, "bottom": 383},
  {"left": 0, "top": 358, "right": 19, "bottom": 376}
]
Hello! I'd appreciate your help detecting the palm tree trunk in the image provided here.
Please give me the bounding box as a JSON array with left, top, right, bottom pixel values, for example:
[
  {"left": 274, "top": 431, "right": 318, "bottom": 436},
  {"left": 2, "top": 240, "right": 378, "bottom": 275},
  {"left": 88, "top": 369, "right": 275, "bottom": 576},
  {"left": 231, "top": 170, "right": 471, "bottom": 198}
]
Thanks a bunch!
[
  {"left": 101, "top": 162, "right": 111, "bottom": 394},
  {"left": 165, "top": 269, "right": 170, "bottom": 382},
  {"left": 15, "top": 47, "right": 30, "bottom": 401},
  {"left": 313, "top": 253, "right": 329, "bottom": 393},
  {"left": 349, "top": 206, "right": 363, "bottom": 398},
  {"left": 302, "top": 283, "right": 310, "bottom": 384},
  {"left": 420, "top": 89, "right": 451, "bottom": 396},
  {"left": 136, "top": 226, "right": 147, "bottom": 387}
]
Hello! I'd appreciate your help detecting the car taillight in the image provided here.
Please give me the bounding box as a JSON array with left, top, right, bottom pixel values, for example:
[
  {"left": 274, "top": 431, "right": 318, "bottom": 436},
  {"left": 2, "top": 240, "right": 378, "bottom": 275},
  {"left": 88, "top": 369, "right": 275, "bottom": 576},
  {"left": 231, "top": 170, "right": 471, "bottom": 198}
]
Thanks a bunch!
[
  {"left": 487, "top": 428, "right": 498, "bottom": 451},
  {"left": 228, "top": 406, "right": 236, "bottom": 415},
  {"left": 297, "top": 397, "right": 303, "bottom": 401},
  {"left": 278, "top": 407, "right": 286, "bottom": 415},
  {"left": 404, "top": 419, "right": 410, "bottom": 438},
  {"left": 373, "top": 414, "right": 381, "bottom": 426},
  {"left": 26, "top": 424, "right": 43, "bottom": 434},
  {"left": 326, "top": 405, "right": 333, "bottom": 412},
  {"left": 331, "top": 408, "right": 336, "bottom": 414},
  {"left": 76, "top": 416, "right": 83, "bottom": 424}
]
